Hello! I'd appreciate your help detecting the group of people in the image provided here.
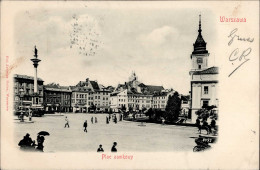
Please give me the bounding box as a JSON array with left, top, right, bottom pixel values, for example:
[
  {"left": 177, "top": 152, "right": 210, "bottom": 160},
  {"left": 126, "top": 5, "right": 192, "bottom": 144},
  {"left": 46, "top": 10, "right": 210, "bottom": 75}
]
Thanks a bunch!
[
  {"left": 97, "top": 142, "right": 117, "bottom": 152},
  {"left": 196, "top": 117, "right": 217, "bottom": 135},
  {"left": 18, "top": 108, "right": 33, "bottom": 122},
  {"left": 64, "top": 114, "right": 123, "bottom": 133},
  {"left": 18, "top": 133, "right": 45, "bottom": 152},
  {"left": 106, "top": 114, "right": 123, "bottom": 124},
  {"left": 91, "top": 117, "right": 98, "bottom": 124}
]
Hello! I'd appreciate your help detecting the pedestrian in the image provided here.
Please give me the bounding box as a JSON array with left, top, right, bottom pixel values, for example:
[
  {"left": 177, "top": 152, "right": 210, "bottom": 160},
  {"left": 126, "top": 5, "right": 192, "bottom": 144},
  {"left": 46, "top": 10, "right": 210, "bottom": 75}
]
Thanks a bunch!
[
  {"left": 184, "top": 114, "right": 188, "bottom": 123},
  {"left": 28, "top": 108, "right": 32, "bottom": 121},
  {"left": 36, "top": 134, "right": 45, "bottom": 152},
  {"left": 106, "top": 116, "right": 109, "bottom": 124},
  {"left": 97, "top": 144, "right": 104, "bottom": 152},
  {"left": 114, "top": 116, "right": 117, "bottom": 124},
  {"left": 18, "top": 133, "right": 34, "bottom": 148},
  {"left": 111, "top": 142, "right": 117, "bottom": 152},
  {"left": 196, "top": 117, "right": 201, "bottom": 133},
  {"left": 64, "top": 116, "right": 70, "bottom": 128},
  {"left": 162, "top": 118, "right": 165, "bottom": 125},
  {"left": 210, "top": 118, "right": 216, "bottom": 129},
  {"left": 20, "top": 109, "right": 24, "bottom": 122},
  {"left": 95, "top": 117, "right": 97, "bottom": 123},
  {"left": 83, "top": 120, "right": 88, "bottom": 132},
  {"left": 91, "top": 117, "right": 93, "bottom": 124}
]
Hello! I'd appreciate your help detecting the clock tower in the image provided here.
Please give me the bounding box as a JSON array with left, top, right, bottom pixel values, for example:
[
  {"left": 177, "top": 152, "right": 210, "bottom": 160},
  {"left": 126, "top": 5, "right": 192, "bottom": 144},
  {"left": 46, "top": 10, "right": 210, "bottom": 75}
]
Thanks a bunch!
[
  {"left": 190, "top": 14, "right": 209, "bottom": 75},
  {"left": 188, "top": 14, "right": 219, "bottom": 123}
]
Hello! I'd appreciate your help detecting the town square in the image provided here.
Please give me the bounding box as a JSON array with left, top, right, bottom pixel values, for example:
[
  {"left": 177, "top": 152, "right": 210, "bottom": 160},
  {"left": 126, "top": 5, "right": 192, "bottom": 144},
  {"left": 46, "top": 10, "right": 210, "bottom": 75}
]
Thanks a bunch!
[
  {"left": 14, "top": 113, "right": 202, "bottom": 152},
  {"left": 11, "top": 5, "right": 219, "bottom": 153},
  {"left": 2, "top": 1, "right": 260, "bottom": 170}
]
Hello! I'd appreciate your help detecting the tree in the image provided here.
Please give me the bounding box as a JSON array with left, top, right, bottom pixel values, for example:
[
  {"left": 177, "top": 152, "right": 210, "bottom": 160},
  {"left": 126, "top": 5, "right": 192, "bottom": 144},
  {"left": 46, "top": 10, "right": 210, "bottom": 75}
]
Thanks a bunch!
[
  {"left": 165, "top": 92, "right": 182, "bottom": 122},
  {"left": 145, "top": 108, "right": 154, "bottom": 120},
  {"left": 197, "top": 105, "right": 216, "bottom": 121},
  {"left": 142, "top": 107, "right": 147, "bottom": 113}
]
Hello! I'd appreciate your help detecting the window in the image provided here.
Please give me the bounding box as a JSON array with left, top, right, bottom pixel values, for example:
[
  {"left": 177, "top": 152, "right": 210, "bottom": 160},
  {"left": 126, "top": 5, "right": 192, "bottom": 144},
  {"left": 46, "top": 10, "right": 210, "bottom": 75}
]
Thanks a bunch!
[
  {"left": 203, "top": 100, "right": 209, "bottom": 107},
  {"left": 198, "top": 65, "right": 201, "bottom": 69},
  {"left": 204, "top": 86, "right": 209, "bottom": 94},
  {"left": 197, "top": 58, "right": 203, "bottom": 64}
]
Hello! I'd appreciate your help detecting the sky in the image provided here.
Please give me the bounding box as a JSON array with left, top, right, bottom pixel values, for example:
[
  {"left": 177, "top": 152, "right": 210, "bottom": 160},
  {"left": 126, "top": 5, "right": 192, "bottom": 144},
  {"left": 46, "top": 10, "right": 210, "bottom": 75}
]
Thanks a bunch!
[{"left": 13, "top": 3, "right": 217, "bottom": 95}]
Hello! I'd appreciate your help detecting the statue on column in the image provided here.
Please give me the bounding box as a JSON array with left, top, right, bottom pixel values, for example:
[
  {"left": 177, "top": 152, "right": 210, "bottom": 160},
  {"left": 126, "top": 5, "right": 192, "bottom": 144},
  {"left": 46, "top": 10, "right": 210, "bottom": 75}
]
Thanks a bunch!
[{"left": 34, "top": 46, "right": 38, "bottom": 58}]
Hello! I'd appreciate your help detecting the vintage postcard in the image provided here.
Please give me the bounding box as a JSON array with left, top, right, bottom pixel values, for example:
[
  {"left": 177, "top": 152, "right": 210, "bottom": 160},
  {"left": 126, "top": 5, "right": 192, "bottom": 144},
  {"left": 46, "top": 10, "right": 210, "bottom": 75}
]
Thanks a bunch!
[{"left": 1, "top": 1, "right": 259, "bottom": 169}]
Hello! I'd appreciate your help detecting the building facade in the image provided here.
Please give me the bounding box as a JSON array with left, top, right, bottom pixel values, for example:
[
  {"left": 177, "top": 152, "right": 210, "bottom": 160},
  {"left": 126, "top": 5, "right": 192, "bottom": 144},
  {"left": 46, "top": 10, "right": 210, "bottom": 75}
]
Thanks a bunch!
[
  {"left": 71, "top": 86, "right": 93, "bottom": 113},
  {"left": 71, "top": 78, "right": 112, "bottom": 113},
  {"left": 189, "top": 15, "right": 219, "bottom": 123},
  {"left": 152, "top": 90, "right": 175, "bottom": 110},
  {"left": 111, "top": 72, "right": 175, "bottom": 112},
  {"left": 13, "top": 74, "right": 44, "bottom": 112},
  {"left": 43, "top": 83, "right": 72, "bottom": 113}
]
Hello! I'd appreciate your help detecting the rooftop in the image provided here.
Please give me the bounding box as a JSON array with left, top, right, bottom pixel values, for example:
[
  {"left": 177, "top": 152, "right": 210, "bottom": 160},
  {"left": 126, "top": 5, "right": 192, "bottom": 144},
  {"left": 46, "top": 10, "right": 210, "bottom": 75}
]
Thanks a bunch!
[
  {"left": 14, "top": 74, "right": 44, "bottom": 81},
  {"left": 193, "top": 66, "right": 219, "bottom": 75}
]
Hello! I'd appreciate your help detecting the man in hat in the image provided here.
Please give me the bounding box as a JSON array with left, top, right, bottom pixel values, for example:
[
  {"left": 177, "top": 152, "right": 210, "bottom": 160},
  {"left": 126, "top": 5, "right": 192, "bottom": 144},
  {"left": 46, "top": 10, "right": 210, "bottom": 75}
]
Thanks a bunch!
[
  {"left": 111, "top": 142, "right": 117, "bottom": 152},
  {"left": 97, "top": 144, "right": 104, "bottom": 152}
]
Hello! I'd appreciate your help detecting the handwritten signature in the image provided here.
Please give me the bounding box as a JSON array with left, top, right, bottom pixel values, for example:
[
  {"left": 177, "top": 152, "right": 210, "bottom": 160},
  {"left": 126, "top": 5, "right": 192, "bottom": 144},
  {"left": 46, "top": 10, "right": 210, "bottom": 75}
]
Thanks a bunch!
[
  {"left": 228, "top": 28, "right": 254, "bottom": 77},
  {"left": 228, "top": 28, "right": 254, "bottom": 46}
]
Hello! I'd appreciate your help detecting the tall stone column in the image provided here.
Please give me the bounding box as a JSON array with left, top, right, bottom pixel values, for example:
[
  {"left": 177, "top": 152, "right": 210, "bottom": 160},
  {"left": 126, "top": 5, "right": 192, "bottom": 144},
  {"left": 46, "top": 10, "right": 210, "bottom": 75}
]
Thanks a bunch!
[{"left": 31, "top": 46, "right": 41, "bottom": 94}]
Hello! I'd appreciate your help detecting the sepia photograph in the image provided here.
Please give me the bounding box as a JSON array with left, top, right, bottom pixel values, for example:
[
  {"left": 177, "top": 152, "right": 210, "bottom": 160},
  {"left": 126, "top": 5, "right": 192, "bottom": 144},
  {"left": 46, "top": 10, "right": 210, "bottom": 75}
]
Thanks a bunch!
[{"left": 1, "top": 1, "right": 259, "bottom": 169}]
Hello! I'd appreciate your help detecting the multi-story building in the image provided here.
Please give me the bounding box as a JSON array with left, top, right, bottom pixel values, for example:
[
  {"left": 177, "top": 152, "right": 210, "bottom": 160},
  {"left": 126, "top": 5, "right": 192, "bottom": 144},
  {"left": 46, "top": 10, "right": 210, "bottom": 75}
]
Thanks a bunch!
[
  {"left": 71, "top": 86, "right": 93, "bottom": 113},
  {"left": 94, "top": 88, "right": 111, "bottom": 112},
  {"left": 189, "top": 15, "right": 219, "bottom": 123},
  {"left": 13, "top": 74, "right": 44, "bottom": 112},
  {"left": 43, "top": 83, "right": 72, "bottom": 113},
  {"left": 152, "top": 90, "right": 175, "bottom": 110},
  {"left": 71, "top": 78, "right": 112, "bottom": 113},
  {"left": 111, "top": 72, "right": 172, "bottom": 112}
]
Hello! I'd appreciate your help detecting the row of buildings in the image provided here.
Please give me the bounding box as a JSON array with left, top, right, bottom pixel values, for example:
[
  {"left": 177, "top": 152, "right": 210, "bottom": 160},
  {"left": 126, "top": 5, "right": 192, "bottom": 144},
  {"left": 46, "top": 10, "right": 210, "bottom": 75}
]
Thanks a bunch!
[{"left": 14, "top": 72, "right": 190, "bottom": 115}]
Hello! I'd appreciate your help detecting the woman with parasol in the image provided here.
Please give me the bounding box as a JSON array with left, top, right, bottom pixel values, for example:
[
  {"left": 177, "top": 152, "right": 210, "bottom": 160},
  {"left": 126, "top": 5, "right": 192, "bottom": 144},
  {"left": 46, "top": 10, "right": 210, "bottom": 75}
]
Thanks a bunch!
[{"left": 36, "top": 131, "right": 49, "bottom": 152}]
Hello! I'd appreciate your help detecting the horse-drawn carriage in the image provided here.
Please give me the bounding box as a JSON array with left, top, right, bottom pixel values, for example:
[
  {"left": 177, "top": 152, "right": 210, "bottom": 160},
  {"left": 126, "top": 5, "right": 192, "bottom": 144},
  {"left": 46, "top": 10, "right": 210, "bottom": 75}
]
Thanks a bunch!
[{"left": 193, "top": 135, "right": 217, "bottom": 152}]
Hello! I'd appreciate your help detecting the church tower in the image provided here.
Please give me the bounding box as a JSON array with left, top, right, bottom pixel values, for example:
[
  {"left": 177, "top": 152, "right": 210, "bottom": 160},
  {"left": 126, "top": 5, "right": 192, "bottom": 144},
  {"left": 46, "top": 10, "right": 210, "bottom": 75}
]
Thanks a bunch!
[
  {"left": 190, "top": 14, "right": 209, "bottom": 75},
  {"left": 189, "top": 14, "right": 219, "bottom": 123}
]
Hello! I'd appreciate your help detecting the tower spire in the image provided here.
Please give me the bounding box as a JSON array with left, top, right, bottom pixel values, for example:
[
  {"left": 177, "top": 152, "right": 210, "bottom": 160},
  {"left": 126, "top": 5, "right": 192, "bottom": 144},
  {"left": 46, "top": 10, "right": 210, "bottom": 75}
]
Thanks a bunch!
[
  {"left": 198, "top": 14, "right": 202, "bottom": 34},
  {"left": 192, "top": 14, "right": 208, "bottom": 55}
]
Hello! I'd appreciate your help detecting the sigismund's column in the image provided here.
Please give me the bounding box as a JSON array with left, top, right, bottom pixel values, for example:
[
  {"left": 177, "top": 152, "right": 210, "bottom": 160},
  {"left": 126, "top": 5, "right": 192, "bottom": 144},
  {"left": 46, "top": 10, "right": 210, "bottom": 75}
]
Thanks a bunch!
[{"left": 31, "top": 46, "right": 41, "bottom": 103}]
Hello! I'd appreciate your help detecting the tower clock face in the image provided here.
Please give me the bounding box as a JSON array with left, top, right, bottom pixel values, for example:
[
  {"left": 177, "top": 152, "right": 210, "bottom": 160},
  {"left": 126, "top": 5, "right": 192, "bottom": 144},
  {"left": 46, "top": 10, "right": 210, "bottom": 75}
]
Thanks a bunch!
[{"left": 197, "top": 58, "right": 203, "bottom": 64}]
